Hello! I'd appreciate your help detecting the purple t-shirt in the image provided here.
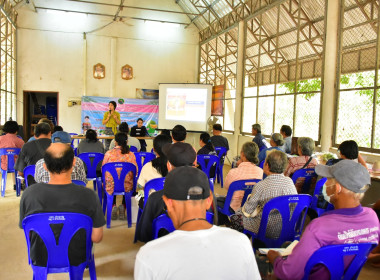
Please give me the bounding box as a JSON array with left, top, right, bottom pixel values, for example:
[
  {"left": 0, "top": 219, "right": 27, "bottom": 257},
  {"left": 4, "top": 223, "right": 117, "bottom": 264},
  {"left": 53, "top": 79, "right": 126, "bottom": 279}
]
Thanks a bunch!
[{"left": 273, "top": 205, "right": 380, "bottom": 280}]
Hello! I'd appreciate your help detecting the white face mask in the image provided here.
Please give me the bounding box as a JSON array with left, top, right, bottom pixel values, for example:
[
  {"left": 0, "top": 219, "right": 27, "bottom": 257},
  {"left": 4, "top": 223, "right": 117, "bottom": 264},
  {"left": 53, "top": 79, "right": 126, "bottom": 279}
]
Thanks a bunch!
[{"left": 322, "top": 183, "right": 341, "bottom": 203}]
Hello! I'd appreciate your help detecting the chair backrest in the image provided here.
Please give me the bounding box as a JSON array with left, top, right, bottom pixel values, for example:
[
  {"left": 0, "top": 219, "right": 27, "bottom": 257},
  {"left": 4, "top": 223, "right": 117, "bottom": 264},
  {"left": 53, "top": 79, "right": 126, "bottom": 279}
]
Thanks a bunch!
[
  {"left": 220, "top": 179, "right": 261, "bottom": 215},
  {"left": 69, "top": 133, "right": 78, "bottom": 148},
  {"left": 257, "top": 194, "right": 312, "bottom": 248},
  {"left": 302, "top": 243, "right": 377, "bottom": 280},
  {"left": 78, "top": 152, "right": 105, "bottom": 179},
  {"left": 143, "top": 177, "right": 165, "bottom": 208},
  {"left": 259, "top": 160, "right": 264, "bottom": 169},
  {"left": 214, "top": 146, "right": 227, "bottom": 162},
  {"left": 0, "top": 148, "right": 21, "bottom": 172},
  {"left": 134, "top": 152, "right": 156, "bottom": 178},
  {"left": 72, "top": 180, "right": 87, "bottom": 187},
  {"left": 291, "top": 168, "right": 318, "bottom": 194},
  {"left": 22, "top": 212, "right": 93, "bottom": 275},
  {"left": 311, "top": 178, "right": 334, "bottom": 217},
  {"left": 102, "top": 162, "right": 137, "bottom": 194},
  {"left": 152, "top": 214, "right": 175, "bottom": 239},
  {"left": 129, "top": 146, "right": 138, "bottom": 153},
  {"left": 23, "top": 165, "right": 36, "bottom": 188},
  {"left": 197, "top": 154, "right": 219, "bottom": 180}
]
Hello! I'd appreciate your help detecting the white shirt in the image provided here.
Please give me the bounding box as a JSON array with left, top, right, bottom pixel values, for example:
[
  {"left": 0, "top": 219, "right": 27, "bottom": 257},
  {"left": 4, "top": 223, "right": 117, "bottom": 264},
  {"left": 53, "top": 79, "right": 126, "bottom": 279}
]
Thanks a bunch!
[
  {"left": 137, "top": 161, "right": 162, "bottom": 188},
  {"left": 134, "top": 225, "right": 260, "bottom": 280}
]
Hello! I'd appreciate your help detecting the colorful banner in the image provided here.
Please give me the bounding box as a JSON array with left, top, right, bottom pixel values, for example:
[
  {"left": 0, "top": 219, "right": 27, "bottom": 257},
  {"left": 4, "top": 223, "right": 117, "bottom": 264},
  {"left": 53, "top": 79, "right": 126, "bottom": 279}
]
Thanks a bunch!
[{"left": 81, "top": 96, "right": 158, "bottom": 135}]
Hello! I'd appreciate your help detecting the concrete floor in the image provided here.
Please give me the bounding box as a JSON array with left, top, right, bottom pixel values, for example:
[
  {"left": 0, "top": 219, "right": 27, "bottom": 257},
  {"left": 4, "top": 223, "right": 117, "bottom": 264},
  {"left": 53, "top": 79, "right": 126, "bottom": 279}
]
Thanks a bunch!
[{"left": 0, "top": 167, "right": 379, "bottom": 279}]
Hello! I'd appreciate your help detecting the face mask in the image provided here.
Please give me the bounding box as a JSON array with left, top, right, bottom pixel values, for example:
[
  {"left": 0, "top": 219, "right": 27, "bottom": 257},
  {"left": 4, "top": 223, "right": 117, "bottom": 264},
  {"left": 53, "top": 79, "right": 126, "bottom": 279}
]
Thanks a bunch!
[{"left": 322, "top": 184, "right": 332, "bottom": 203}]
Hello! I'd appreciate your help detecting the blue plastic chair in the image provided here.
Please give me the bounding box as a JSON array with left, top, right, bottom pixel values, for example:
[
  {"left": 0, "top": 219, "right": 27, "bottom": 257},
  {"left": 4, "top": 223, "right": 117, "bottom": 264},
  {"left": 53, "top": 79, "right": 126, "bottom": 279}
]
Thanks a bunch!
[
  {"left": 72, "top": 180, "right": 87, "bottom": 187},
  {"left": 244, "top": 194, "right": 312, "bottom": 248},
  {"left": 23, "top": 165, "right": 36, "bottom": 188},
  {"left": 74, "top": 148, "right": 78, "bottom": 156},
  {"left": 78, "top": 153, "right": 104, "bottom": 203},
  {"left": 218, "top": 179, "right": 261, "bottom": 216},
  {"left": 310, "top": 178, "right": 334, "bottom": 217},
  {"left": 302, "top": 243, "right": 377, "bottom": 280},
  {"left": 291, "top": 168, "right": 318, "bottom": 194},
  {"left": 214, "top": 147, "right": 228, "bottom": 187},
  {"left": 197, "top": 154, "right": 219, "bottom": 183},
  {"left": 129, "top": 146, "right": 138, "bottom": 153},
  {"left": 102, "top": 162, "right": 137, "bottom": 228},
  {"left": 22, "top": 212, "right": 96, "bottom": 280},
  {"left": 152, "top": 212, "right": 215, "bottom": 240},
  {"left": 133, "top": 177, "right": 165, "bottom": 243},
  {"left": 134, "top": 152, "right": 156, "bottom": 179},
  {"left": 69, "top": 133, "right": 79, "bottom": 148},
  {"left": 0, "top": 148, "right": 21, "bottom": 197}
]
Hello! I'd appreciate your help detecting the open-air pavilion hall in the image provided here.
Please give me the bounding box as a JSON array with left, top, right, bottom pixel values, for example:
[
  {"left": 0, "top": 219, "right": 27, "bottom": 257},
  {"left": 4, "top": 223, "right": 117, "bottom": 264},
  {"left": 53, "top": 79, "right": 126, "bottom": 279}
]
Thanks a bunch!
[{"left": 1, "top": 0, "right": 380, "bottom": 279}]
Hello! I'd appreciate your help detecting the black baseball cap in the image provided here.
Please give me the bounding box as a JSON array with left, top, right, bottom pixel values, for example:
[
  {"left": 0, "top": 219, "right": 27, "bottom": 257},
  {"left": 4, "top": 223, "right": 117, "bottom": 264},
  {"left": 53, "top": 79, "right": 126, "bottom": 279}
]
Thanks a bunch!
[
  {"left": 163, "top": 166, "right": 211, "bottom": 200},
  {"left": 162, "top": 142, "right": 196, "bottom": 167}
]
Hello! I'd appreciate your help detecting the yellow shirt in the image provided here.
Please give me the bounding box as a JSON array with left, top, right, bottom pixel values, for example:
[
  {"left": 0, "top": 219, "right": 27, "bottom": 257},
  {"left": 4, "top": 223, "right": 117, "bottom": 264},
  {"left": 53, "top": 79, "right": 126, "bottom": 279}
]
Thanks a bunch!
[{"left": 103, "top": 111, "right": 121, "bottom": 135}]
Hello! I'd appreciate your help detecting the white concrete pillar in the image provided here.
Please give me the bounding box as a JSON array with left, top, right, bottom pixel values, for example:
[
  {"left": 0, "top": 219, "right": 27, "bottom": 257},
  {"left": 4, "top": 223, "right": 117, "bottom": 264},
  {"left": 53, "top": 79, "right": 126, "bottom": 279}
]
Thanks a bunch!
[
  {"left": 320, "top": 0, "right": 340, "bottom": 151},
  {"left": 232, "top": 20, "right": 246, "bottom": 156},
  {"left": 110, "top": 37, "right": 117, "bottom": 97},
  {"left": 83, "top": 33, "right": 87, "bottom": 96}
]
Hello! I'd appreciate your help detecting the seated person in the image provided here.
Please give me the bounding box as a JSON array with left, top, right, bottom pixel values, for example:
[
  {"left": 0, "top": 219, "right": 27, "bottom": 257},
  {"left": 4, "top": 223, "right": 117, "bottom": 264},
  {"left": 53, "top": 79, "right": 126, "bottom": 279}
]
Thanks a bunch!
[
  {"left": 258, "top": 133, "right": 284, "bottom": 163},
  {"left": 109, "top": 122, "right": 141, "bottom": 151},
  {"left": 252, "top": 123, "right": 269, "bottom": 151},
  {"left": 15, "top": 123, "right": 52, "bottom": 182},
  {"left": 137, "top": 134, "right": 172, "bottom": 207},
  {"left": 27, "top": 118, "right": 54, "bottom": 142},
  {"left": 135, "top": 142, "right": 196, "bottom": 243},
  {"left": 210, "top": 124, "right": 229, "bottom": 150},
  {"left": 35, "top": 131, "right": 87, "bottom": 185},
  {"left": 19, "top": 143, "right": 105, "bottom": 267},
  {"left": 280, "top": 125, "right": 292, "bottom": 154},
  {"left": 198, "top": 132, "right": 217, "bottom": 156},
  {"left": 53, "top": 125, "right": 63, "bottom": 133},
  {"left": 268, "top": 160, "right": 380, "bottom": 280},
  {"left": 130, "top": 118, "right": 149, "bottom": 152},
  {"left": 369, "top": 199, "right": 380, "bottom": 267},
  {"left": 135, "top": 166, "right": 260, "bottom": 280},
  {"left": 171, "top": 124, "right": 187, "bottom": 143},
  {"left": 102, "top": 132, "right": 137, "bottom": 220},
  {"left": 217, "top": 142, "right": 263, "bottom": 224},
  {"left": 284, "top": 137, "right": 318, "bottom": 192},
  {"left": 326, "top": 140, "right": 367, "bottom": 169},
  {"left": 0, "top": 120, "right": 24, "bottom": 171},
  {"left": 233, "top": 150, "right": 297, "bottom": 238}
]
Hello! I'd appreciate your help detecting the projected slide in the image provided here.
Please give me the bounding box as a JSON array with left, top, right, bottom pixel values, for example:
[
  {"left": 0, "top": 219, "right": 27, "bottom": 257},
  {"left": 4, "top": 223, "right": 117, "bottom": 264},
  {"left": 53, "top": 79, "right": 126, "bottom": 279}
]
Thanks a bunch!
[{"left": 166, "top": 88, "right": 207, "bottom": 122}]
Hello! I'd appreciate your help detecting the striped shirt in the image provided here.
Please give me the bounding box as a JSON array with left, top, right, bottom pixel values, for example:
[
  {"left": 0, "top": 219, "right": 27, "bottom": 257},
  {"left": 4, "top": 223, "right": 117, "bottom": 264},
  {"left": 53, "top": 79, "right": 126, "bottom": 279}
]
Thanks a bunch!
[{"left": 236, "top": 174, "right": 297, "bottom": 238}]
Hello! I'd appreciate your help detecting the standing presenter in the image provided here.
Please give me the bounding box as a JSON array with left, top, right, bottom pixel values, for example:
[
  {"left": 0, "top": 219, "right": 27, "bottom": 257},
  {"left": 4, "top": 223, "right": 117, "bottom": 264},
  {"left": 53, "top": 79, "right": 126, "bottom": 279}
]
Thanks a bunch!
[{"left": 102, "top": 101, "right": 121, "bottom": 151}]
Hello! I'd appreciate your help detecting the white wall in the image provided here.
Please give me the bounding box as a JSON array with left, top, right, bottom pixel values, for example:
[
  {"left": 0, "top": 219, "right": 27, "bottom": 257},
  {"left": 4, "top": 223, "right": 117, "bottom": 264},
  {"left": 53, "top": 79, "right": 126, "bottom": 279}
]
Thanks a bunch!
[{"left": 16, "top": 2, "right": 199, "bottom": 133}]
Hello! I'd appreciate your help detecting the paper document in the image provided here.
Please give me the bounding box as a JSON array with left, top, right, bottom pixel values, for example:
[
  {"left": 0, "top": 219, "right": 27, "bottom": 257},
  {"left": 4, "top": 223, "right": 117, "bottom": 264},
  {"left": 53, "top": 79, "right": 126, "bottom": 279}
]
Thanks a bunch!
[{"left": 259, "top": 240, "right": 299, "bottom": 256}]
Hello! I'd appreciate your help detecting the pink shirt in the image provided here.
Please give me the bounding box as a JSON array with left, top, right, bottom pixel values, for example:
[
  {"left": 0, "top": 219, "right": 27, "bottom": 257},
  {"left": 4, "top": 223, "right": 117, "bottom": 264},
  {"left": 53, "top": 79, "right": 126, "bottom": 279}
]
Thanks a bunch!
[
  {"left": 224, "top": 162, "right": 263, "bottom": 211},
  {"left": 0, "top": 134, "right": 24, "bottom": 170}
]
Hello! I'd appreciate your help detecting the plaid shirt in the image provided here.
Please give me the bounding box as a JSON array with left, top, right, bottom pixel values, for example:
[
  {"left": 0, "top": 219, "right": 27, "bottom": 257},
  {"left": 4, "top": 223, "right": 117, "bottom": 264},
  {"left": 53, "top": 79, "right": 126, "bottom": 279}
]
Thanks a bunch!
[
  {"left": 236, "top": 174, "right": 297, "bottom": 238},
  {"left": 35, "top": 157, "right": 88, "bottom": 184}
]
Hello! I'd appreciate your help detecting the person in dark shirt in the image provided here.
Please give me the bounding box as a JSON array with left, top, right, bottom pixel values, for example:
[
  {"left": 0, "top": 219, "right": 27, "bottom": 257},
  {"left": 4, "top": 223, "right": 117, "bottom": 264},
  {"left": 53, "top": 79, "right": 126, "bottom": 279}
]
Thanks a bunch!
[
  {"left": 252, "top": 123, "right": 267, "bottom": 151},
  {"left": 198, "top": 132, "right": 217, "bottom": 156},
  {"left": 19, "top": 143, "right": 105, "bottom": 266},
  {"left": 210, "top": 124, "right": 229, "bottom": 150},
  {"left": 130, "top": 118, "right": 150, "bottom": 152},
  {"left": 15, "top": 123, "right": 52, "bottom": 179}
]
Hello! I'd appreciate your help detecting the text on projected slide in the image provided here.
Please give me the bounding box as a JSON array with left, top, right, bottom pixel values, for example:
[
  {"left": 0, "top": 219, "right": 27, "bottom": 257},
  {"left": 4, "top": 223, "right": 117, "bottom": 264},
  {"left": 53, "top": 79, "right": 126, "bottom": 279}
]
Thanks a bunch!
[{"left": 166, "top": 88, "right": 207, "bottom": 122}]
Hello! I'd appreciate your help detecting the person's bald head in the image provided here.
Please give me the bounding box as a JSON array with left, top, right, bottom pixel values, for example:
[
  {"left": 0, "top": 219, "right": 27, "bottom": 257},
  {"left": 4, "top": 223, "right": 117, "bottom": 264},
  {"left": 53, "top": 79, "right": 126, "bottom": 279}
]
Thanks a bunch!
[{"left": 44, "top": 143, "right": 75, "bottom": 174}]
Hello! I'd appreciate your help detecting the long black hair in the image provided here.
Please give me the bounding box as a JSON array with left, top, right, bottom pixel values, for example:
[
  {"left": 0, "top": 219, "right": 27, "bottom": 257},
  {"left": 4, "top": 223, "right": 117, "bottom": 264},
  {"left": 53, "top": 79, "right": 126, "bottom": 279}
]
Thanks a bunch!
[
  {"left": 115, "top": 132, "right": 130, "bottom": 154},
  {"left": 151, "top": 134, "right": 171, "bottom": 176},
  {"left": 200, "top": 132, "right": 215, "bottom": 152}
]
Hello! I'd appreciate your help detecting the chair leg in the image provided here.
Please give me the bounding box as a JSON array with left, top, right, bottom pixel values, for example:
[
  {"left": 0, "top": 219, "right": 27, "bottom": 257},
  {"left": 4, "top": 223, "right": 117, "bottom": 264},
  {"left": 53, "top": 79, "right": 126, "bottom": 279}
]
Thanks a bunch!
[
  {"left": 96, "top": 178, "right": 102, "bottom": 205},
  {"left": 1, "top": 170, "right": 7, "bottom": 197},
  {"left": 88, "top": 257, "right": 97, "bottom": 280},
  {"left": 92, "top": 180, "right": 96, "bottom": 191},
  {"left": 106, "top": 194, "right": 113, "bottom": 228},
  {"left": 125, "top": 193, "right": 132, "bottom": 228},
  {"left": 133, "top": 209, "right": 142, "bottom": 243},
  {"left": 15, "top": 173, "right": 21, "bottom": 196}
]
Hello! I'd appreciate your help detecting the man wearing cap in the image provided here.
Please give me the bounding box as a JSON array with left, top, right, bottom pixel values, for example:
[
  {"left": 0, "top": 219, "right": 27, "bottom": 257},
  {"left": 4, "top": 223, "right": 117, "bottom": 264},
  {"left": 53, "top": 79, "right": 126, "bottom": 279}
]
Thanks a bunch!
[
  {"left": 135, "top": 142, "right": 198, "bottom": 243},
  {"left": 34, "top": 131, "right": 87, "bottom": 185},
  {"left": 267, "top": 160, "right": 380, "bottom": 279},
  {"left": 15, "top": 123, "right": 52, "bottom": 180},
  {"left": 134, "top": 166, "right": 260, "bottom": 280}
]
